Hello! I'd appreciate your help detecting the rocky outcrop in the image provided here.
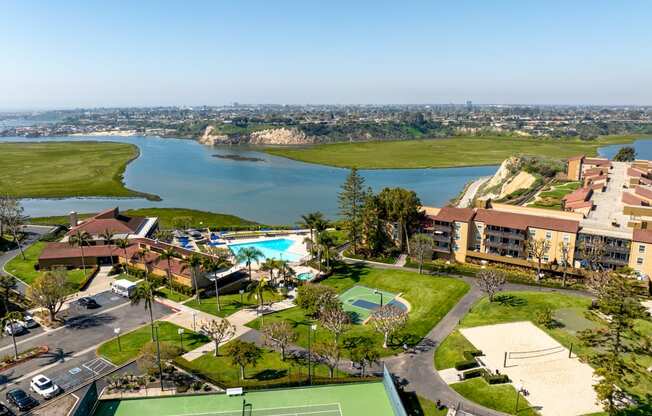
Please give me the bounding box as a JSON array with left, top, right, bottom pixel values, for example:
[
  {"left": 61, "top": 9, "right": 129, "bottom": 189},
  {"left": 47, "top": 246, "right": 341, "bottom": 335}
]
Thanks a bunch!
[
  {"left": 199, "top": 126, "right": 230, "bottom": 145},
  {"left": 477, "top": 156, "right": 536, "bottom": 200},
  {"left": 249, "top": 128, "right": 311, "bottom": 145}
]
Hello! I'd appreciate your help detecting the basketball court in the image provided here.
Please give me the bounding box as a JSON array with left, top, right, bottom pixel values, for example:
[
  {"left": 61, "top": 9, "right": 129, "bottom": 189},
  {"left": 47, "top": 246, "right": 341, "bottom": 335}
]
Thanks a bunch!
[
  {"left": 459, "top": 321, "right": 602, "bottom": 416},
  {"left": 338, "top": 285, "right": 406, "bottom": 324}
]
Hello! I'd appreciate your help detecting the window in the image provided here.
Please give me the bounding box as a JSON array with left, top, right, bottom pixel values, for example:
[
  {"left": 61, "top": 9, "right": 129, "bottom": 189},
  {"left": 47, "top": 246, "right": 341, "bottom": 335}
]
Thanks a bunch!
[
  {"left": 563, "top": 235, "right": 570, "bottom": 244},
  {"left": 528, "top": 229, "right": 536, "bottom": 237},
  {"left": 637, "top": 257, "right": 644, "bottom": 265},
  {"left": 543, "top": 256, "right": 549, "bottom": 262},
  {"left": 545, "top": 231, "right": 552, "bottom": 239},
  {"left": 639, "top": 245, "right": 646, "bottom": 254}
]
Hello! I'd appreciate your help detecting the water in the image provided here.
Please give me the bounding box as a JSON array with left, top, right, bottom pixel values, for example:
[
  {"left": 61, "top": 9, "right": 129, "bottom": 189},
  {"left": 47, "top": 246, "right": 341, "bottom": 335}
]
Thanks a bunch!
[
  {"left": 1, "top": 135, "right": 497, "bottom": 224},
  {"left": 228, "top": 238, "right": 303, "bottom": 262},
  {"left": 598, "top": 138, "right": 652, "bottom": 159}
]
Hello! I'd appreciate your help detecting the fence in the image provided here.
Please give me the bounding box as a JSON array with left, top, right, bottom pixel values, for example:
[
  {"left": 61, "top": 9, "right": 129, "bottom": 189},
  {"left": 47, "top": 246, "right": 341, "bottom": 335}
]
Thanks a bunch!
[
  {"left": 72, "top": 381, "right": 99, "bottom": 416},
  {"left": 382, "top": 364, "right": 408, "bottom": 416}
]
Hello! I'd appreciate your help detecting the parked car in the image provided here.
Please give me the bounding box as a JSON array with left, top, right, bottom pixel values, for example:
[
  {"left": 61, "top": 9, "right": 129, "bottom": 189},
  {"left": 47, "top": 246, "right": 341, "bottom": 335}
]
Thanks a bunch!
[
  {"left": 77, "top": 297, "right": 100, "bottom": 309},
  {"left": 29, "top": 375, "right": 60, "bottom": 399},
  {"left": 0, "top": 403, "right": 13, "bottom": 416},
  {"left": 3, "top": 322, "right": 26, "bottom": 336},
  {"left": 6, "top": 388, "right": 38, "bottom": 411},
  {"left": 21, "top": 315, "right": 38, "bottom": 329}
]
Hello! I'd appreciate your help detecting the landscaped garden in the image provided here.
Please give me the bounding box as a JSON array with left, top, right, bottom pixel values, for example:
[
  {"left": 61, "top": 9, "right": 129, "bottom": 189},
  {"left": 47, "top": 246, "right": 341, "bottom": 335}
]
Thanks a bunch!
[
  {"left": 4, "top": 241, "right": 94, "bottom": 291},
  {"left": 451, "top": 378, "right": 538, "bottom": 416},
  {"left": 185, "top": 291, "right": 284, "bottom": 318},
  {"left": 527, "top": 181, "right": 581, "bottom": 210},
  {"left": 247, "top": 264, "right": 469, "bottom": 357},
  {"left": 98, "top": 321, "right": 210, "bottom": 365}
]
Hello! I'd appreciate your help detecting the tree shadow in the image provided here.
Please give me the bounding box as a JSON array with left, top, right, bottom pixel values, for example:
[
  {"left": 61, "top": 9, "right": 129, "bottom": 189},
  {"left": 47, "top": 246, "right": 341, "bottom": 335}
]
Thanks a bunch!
[
  {"left": 494, "top": 294, "right": 528, "bottom": 307},
  {"left": 389, "top": 332, "right": 422, "bottom": 349},
  {"left": 40, "top": 347, "right": 74, "bottom": 365},
  {"left": 65, "top": 314, "right": 115, "bottom": 329},
  {"left": 252, "top": 369, "right": 287, "bottom": 381}
]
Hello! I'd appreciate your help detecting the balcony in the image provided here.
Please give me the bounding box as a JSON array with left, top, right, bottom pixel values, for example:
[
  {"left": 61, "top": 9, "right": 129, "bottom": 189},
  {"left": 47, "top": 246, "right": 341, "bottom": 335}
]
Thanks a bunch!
[
  {"left": 485, "top": 228, "right": 526, "bottom": 240},
  {"left": 432, "top": 233, "right": 451, "bottom": 242},
  {"left": 484, "top": 239, "right": 524, "bottom": 252}
]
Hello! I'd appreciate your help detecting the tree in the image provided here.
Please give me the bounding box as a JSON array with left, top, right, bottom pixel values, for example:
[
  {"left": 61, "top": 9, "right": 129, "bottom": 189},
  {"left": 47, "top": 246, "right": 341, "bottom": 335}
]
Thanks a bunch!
[
  {"left": 200, "top": 318, "right": 236, "bottom": 357},
  {"left": 338, "top": 168, "right": 368, "bottom": 255},
  {"left": 276, "top": 260, "right": 296, "bottom": 286},
  {"left": 2, "top": 311, "right": 23, "bottom": 359},
  {"left": 369, "top": 305, "right": 408, "bottom": 349},
  {"left": 410, "top": 234, "right": 434, "bottom": 274},
  {"left": 581, "top": 269, "right": 648, "bottom": 414},
  {"left": 477, "top": 269, "right": 506, "bottom": 302},
  {"left": 138, "top": 341, "right": 181, "bottom": 376},
  {"left": 159, "top": 248, "right": 179, "bottom": 291},
  {"left": 236, "top": 247, "right": 264, "bottom": 281},
  {"left": 318, "top": 306, "right": 350, "bottom": 344},
  {"left": 578, "top": 238, "right": 607, "bottom": 271},
  {"left": 4, "top": 200, "right": 28, "bottom": 260},
  {"left": 69, "top": 230, "right": 92, "bottom": 275},
  {"left": 378, "top": 187, "right": 422, "bottom": 254},
  {"left": 131, "top": 281, "right": 158, "bottom": 341},
  {"left": 154, "top": 229, "right": 173, "bottom": 243},
  {"left": 29, "top": 268, "right": 69, "bottom": 323},
  {"left": 296, "top": 284, "right": 339, "bottom": 317},
  {"left": 613, "top": 146, "right": 636, "bottom": 162},
  {"left": 138, "top": 246, "right": 153, "bottom": 278},
  {"left": 224, "top": 340, "right": 263, "bottom": 380},
  {"left": 313, "top": 340, "right": 340, "bottom": 378},
  {"left": 262, "top": 321, "right": 297, "bottom": 360},
  {"left": 246, "top": 278, "right": 276, "bottom": 324},
  {"left": 360, "top": 194, "right": 387, "bottom": 257},
  {"left": 259, "top": 258, "right": 278, "bottom": 284},
  {"left": 525, "top": 237, "right": 550, "bottom": 281},
  {"left": 99, "top": 229, "right": 116, "bottom": 267},
  {"left": 299, "top": 212, "right": 326, "bottom": 246},
  {"left": 316, "top": 232, "right": 335, "bottom": 270},
  {"left": 349, "top": 342, "right": 379, "bottom": 377},
  {"left": 202, "top": 256, "right": 231, "bottom": 313},
  {"left": 558, "top": 241, "right": 572, "bottom": 287},
  {"left": 182, "top": 253, "right": 204, "bottom": 303},
  {"left": 115, "top": 237, "right": 131, "bottom": 274},
  {"left": 172, "top": 216, "right": 192, "bottom": 230},
  {"left": 0, "top": 275, "right": 16, "bottom": 315}
]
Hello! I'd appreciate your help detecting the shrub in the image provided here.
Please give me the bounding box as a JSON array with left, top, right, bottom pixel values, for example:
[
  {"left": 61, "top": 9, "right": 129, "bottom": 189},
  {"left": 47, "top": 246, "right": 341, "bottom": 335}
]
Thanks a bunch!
[
  {"left": 454, "top": 359, "right": 478, "bottom": 371},
  {"left": 462, "top": 368, "right": 484, "bottom": 379},
  {"left": 483, "top": 372, "right": 510, "bottom": 384},
  {"left": 462, "top": 350, "right": 484, "bottom": 360}
]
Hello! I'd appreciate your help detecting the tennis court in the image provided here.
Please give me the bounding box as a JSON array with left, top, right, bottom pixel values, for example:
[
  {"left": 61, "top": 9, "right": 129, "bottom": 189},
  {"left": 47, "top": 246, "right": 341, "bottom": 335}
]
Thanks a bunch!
[
  {"left": 93, "top": 382, "right": 397, "bottom": 416},
  {"left": 338, "top": 285, "right": 404, "bottom": 323}
]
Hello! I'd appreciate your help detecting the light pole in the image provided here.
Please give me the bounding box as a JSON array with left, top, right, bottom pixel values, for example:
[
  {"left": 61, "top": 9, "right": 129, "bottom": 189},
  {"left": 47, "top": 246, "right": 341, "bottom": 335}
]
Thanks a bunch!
[
  {"left": 308, "top": 324, "right": 317, "bottom": 385},
  {"left": 374, "top": 290, "right": 384, "bottom": 307},
  {"left": 154, "top": 325, "right": 164, "bottom": 390},
  {"left": 239, "top": 289, "right": 244, "bottom": 305},
  {"left": 192, "top": 311, "right": 197, "bottom": 332},
  {"left": 178, "top": 328, "right": 184, "bottom": 350},
  {"left": 214, "top": 274, "right": 221, "bottom": 313},
  {"left": 114, "top": 327, "right": 121, "bottom": 351},
  {"left": 515, "top": 383, "right": 523, "bottom": 414}
]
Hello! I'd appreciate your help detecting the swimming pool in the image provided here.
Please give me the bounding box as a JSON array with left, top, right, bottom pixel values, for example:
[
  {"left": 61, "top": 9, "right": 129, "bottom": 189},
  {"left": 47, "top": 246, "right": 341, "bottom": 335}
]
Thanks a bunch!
[
  {"left": 228, "top": 238, "right": 303, "bottom": 262},
  {"left": 297, "top": 272, "right": 314, "bottom": 281}
]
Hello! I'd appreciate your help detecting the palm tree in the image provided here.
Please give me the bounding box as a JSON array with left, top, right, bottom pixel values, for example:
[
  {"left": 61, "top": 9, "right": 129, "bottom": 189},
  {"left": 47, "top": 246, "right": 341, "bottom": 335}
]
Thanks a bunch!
[
  {"left": 312, "top": 218, "right": 330, "bottom": 269},
  {"left": 100, "top": 229, "right": 116, "bottom": 267},
  {"left": 299, "top": 212, "right": 326, "bottom": 243},
  {"left": 202, "top": 257, "right": 232, "bottom": 313},
  {"left": 246, "top": 278, "right": 275, "bottom": 325},
  {"left": 236, "top": 247, "right": 264, "bottom": 281},
  {"left": 182, "top": 254, "right": 204, "bottom": 304},
  {"left": 69, "top": 230, "right": 92, "bottom": 275},
  {"left": 138, "top": 246, "right": 152, "bottom": 280},
  {"left": 131, "top": 281, "right": 157, "bottom": 341},
  {"left": 259, "top": 258, "right": 278, "bottom": 284},
  {"left": 317, "top": 232, "right": 335, "bottom": 270},
  {"left": 159, "top": 248, "right": 179, "bottom": 291},
  {"left": 115, "top": 237, "right": 131, "bottom": 275},
  {"left": 276, "top": 260, "right": 295, "bottom": 286},
  {"left": 2, "top": 311, "right": 23, "bottom": 359}
]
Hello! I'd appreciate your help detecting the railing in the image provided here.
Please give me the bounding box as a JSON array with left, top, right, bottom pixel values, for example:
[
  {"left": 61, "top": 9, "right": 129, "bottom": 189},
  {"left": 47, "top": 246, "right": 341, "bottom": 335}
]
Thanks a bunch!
[{"left": 484, "top": 228, "right": 526, "bottom": 240}]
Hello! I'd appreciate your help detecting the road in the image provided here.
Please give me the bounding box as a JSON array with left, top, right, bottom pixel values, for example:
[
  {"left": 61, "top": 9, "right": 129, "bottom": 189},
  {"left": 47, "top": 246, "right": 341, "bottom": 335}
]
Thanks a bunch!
[{"left": 457, "top": 176, "right": 490, "bottom": 208}]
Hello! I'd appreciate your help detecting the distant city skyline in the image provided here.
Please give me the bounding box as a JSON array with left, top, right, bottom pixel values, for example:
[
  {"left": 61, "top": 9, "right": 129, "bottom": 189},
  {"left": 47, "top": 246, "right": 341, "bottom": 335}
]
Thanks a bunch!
[{"left": 1, "top": 0, "right": 651, "bottom": 110}]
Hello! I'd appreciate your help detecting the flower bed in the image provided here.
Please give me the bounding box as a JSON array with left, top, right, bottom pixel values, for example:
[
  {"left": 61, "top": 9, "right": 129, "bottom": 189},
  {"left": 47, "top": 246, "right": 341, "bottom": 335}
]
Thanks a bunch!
[{"left": 0, "top": 345, "right": 48, "bottom": 371}]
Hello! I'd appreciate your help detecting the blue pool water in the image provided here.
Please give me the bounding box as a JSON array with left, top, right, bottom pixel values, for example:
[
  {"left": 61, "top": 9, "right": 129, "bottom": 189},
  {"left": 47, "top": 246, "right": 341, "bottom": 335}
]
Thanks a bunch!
[
  {"left": 297, "top": 272, "right": 314, "bottom": 281},
  {"left": 228, "top": 238, "right": 303, "bottom": 262}
]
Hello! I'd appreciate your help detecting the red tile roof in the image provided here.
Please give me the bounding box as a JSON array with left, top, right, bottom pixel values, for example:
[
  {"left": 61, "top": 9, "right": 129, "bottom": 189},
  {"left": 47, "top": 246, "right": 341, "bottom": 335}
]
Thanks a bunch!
[
  {"left": 39, "top": 243, "right": 118, "bottom": 260},
  {"left": 633, "top": 229, "right": 652, "bottom": 244},
  {"left": 622, "top": 192, "right": 650, "bottom": 206},
  {"left": 563, "top": 187, "right": 592, "bottom": 204},
  {"left": 475, "top": 208, "right": 579, "bottom": 233},
  {"left": 634, "top": 186, "right": 652, "bottom": 200},
  {"left": 627, "top": 167, "right": 644, "bottom": 178},
  {"left": 431, "top": 207, "right": 475, "bottom": 223},
  {"left": 564, "top": 200, "right": 593, "bottom": 209},
  {"left": 584, "top": 158, "right": 611, "bottom": 166},
  {"left": 67, "top": 207, "right": 146, "bottom": 236}
]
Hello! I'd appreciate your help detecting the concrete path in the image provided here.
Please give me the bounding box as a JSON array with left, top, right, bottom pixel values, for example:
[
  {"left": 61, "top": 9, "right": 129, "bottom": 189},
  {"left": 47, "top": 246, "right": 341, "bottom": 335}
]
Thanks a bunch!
[
  {"left": 458, "top": 176, "right": 491, "bottom": 208},
  {"left": 394, "top": 254, "right": 407, "bottom": 267}
]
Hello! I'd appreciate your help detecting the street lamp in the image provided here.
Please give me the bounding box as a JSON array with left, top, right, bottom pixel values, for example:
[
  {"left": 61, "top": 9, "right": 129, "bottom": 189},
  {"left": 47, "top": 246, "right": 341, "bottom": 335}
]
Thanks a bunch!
[
  {"left": 374, "top": 290, "right": 384, "bottom": 307},
  {"left": 308, "top": 324, "right": 317, "bottom": 385},
  {"left": 154, "top": 325, "right": 164, "bottom": 390},
  {"left": 114, "top": 327, "right": 121, "bottom": 351},
  {"left": 515, "top": 383, "right": 524, "bottom": 413},
  {"left": 192, "top": 311, "right": 197, "bottom": 332},
  {"left": 178, "top": 328, "right": 184, "bottom": 350},
  {"left": 239, "top": 289, "right": 245, "bottom": 305}
]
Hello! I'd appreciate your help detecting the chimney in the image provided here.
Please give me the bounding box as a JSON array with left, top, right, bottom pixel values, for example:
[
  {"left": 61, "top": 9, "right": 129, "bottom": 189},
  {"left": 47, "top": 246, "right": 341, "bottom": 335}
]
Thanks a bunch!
[{"left": 69, "top": 211, "right": 79, "bottom": 228}]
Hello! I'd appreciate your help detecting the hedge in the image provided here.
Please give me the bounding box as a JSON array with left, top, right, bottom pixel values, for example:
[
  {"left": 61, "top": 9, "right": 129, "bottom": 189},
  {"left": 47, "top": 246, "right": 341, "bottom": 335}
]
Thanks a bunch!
[
  {"left": 454, "top": 359, "right": 479, "bottom": 371},
  {"left": 461, "top": 368, "right": 510, "bottom": 384}
]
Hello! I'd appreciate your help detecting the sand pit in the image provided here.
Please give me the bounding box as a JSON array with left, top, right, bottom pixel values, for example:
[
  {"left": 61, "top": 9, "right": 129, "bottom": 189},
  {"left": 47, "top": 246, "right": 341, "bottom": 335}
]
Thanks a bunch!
[{"left": 460, "top": 321, "right": 602, "bottom": 416}]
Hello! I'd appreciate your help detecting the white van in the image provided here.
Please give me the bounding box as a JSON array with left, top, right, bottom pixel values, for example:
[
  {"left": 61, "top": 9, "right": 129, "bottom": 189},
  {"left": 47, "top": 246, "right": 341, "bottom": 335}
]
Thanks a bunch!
[{"left": 111, "top": 279, "right": 137, "bottom": 298}]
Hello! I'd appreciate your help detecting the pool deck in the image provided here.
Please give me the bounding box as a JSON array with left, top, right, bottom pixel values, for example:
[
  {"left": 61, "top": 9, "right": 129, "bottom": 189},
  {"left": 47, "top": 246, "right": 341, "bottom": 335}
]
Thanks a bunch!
[{"left": 227, "top": 233, "right": 309, "bottom": 265}]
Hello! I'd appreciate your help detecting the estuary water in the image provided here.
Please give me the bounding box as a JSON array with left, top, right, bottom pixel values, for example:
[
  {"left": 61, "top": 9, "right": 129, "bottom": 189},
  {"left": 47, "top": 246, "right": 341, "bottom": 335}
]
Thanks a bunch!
[{"left": 1, "top": 135, "right": 497, "bottom": 224}]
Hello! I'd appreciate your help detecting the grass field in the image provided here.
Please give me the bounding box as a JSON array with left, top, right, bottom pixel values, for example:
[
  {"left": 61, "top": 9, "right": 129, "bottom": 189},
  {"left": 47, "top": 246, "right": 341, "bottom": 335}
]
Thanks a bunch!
[
  {"left": 29, "top": 207, "right": 258, "bottom": 229},
  {"left": 263, "top": 135, "right": 640, "bottom": 169},
  {"left": 4, "top": 242, "right": 92, "bottom": 290},
  {"left": 97, "top": 321, "right": 210, "bottom": 365},
  {"left": 186, "top": 291, "right": 284, "bottom": 318},
  {"left": 450, "top": 378, "right": 538, "bottom": 416},
  {"left": 155, "top": 286, "right": 190, "bottom": 303},
  {"left": 247, "top": 264, "right": 469, "bottom": 357},
  {"left": 435, "top": 291, "right": 652, "bottom": 401},
  {"left": 528, "top": 181, "right": 581, "bottom": 209},
  {"left": 0, "top": 141, "right": 159, "bottom": 199},
  {"left": 93, "top": 382, "right": 396, "bottom": 416}
]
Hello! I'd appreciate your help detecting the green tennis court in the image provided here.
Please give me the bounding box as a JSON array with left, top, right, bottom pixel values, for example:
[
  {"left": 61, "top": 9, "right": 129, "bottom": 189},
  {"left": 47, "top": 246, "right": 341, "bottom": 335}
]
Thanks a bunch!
[
  {"left": 338, "top": 285, "right": 399, "bottom": 323},
  {"left": 92, "top": 382, "right": 396, "bottom": 416}
]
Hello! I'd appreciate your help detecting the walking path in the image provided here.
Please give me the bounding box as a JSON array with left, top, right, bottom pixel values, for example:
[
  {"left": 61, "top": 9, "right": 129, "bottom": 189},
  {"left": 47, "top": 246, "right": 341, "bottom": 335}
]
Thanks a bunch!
[{"left": 458, "top": 176, "right": 491, "bottom": 208}]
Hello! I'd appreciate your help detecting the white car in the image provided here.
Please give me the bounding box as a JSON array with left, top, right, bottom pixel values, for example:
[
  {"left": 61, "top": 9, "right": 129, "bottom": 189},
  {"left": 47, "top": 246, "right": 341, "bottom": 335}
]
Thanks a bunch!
[
  {"left": 30, "top": 375, "right": 60, "bottom": 399},
  {"left": 21, "top": 315, "right": 39, "bottom": 329},
  {"left": 4, "top": 322, "right": 26, "bottom": 336}
]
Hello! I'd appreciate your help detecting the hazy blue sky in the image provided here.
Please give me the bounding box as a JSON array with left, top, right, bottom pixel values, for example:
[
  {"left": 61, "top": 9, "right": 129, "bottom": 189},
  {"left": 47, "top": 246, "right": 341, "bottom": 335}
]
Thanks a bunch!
[{"left": 1, "top": 1, "right": 650, "bottom": 109}]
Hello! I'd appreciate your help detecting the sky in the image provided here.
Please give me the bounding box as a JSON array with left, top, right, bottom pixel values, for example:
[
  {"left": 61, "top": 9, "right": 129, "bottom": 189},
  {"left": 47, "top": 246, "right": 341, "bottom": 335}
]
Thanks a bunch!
[{"left": 1, "top": 0, "right": 650, "bottom": 109}]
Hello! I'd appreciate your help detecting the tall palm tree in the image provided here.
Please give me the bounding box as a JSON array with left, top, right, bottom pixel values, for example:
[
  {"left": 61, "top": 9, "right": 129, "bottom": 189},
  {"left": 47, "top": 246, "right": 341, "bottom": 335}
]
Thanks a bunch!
[
  {"left": 182, "top": 254, "right": 204, "bottom": 304},
  {"left": 259, "top": 258, "right": 278, "bottom": 284},
  {"left": 299, "top": 212, "right": 326, "bottom": 243},
  {"left": 159, "top": 248, "right": 179, "bottom": 291},
  {"left": 69, "top": 230, "right": 92, "bottom": 275},
  {"left": 202, "top": 257, "right": 232, "bottom": 313},
  {"left": 317, "top": 232, "right": 335, "bottom": 270},
  {"left": 312, "top": 218, "right": 330, "bottom": 270},
  {"left": 131, "top": 281, "right": 157, "bottom": 341},
  {"left": 246, "top": 278, "right": 275, "bottom": 325},
  {"left": 100, "top": 229, "right": 116, "bottom": 267},
  {"left": 236, "top": 247, "right": 264, "bottom": 281},
  {"left": 2, "top": 311, "right": 23, "bottom": 359},
  {"left": 138, "top": 246, "right": 152, "bottom": 280},
  {"left": 115, "top": 237, "right": 131, "bottom": 275},
  {"left": 276, "top": 260, "right": 295, "bottom": 286}
]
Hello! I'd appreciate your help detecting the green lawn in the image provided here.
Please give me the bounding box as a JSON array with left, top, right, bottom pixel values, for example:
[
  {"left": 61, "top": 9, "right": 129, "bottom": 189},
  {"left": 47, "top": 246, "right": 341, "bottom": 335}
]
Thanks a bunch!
[
  {"left": 29, "top": 207, "right": 258, "bottom": 229},
  {"left": 451, "top": 378, "right": 538, "bottom": 416},
  {"left": 4, "top": 242, "right": 92, "bottom": 291},
  {"left": 247, "top": 264, "right": 469, "bottom": 357},
  {"left": 528, "top": 181, "right": 581, "bottom": 209},
  {"left": 156, "top": 287, "right": 191, "bottom": 303},
  {"left": 185, "top": 291, "right": 284, "bottom": 318},
  {"left": 97, "top": 321, "right": 210, "bottom": 365},
  {"left": 0, "top": 141, "right": 159, "bottom": 200},
  {"left": 262, "top": 135, "right": 640, "bottom": 169},
  {"left": 176, "top": 341, "right": 349, "bottom": 389}
]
